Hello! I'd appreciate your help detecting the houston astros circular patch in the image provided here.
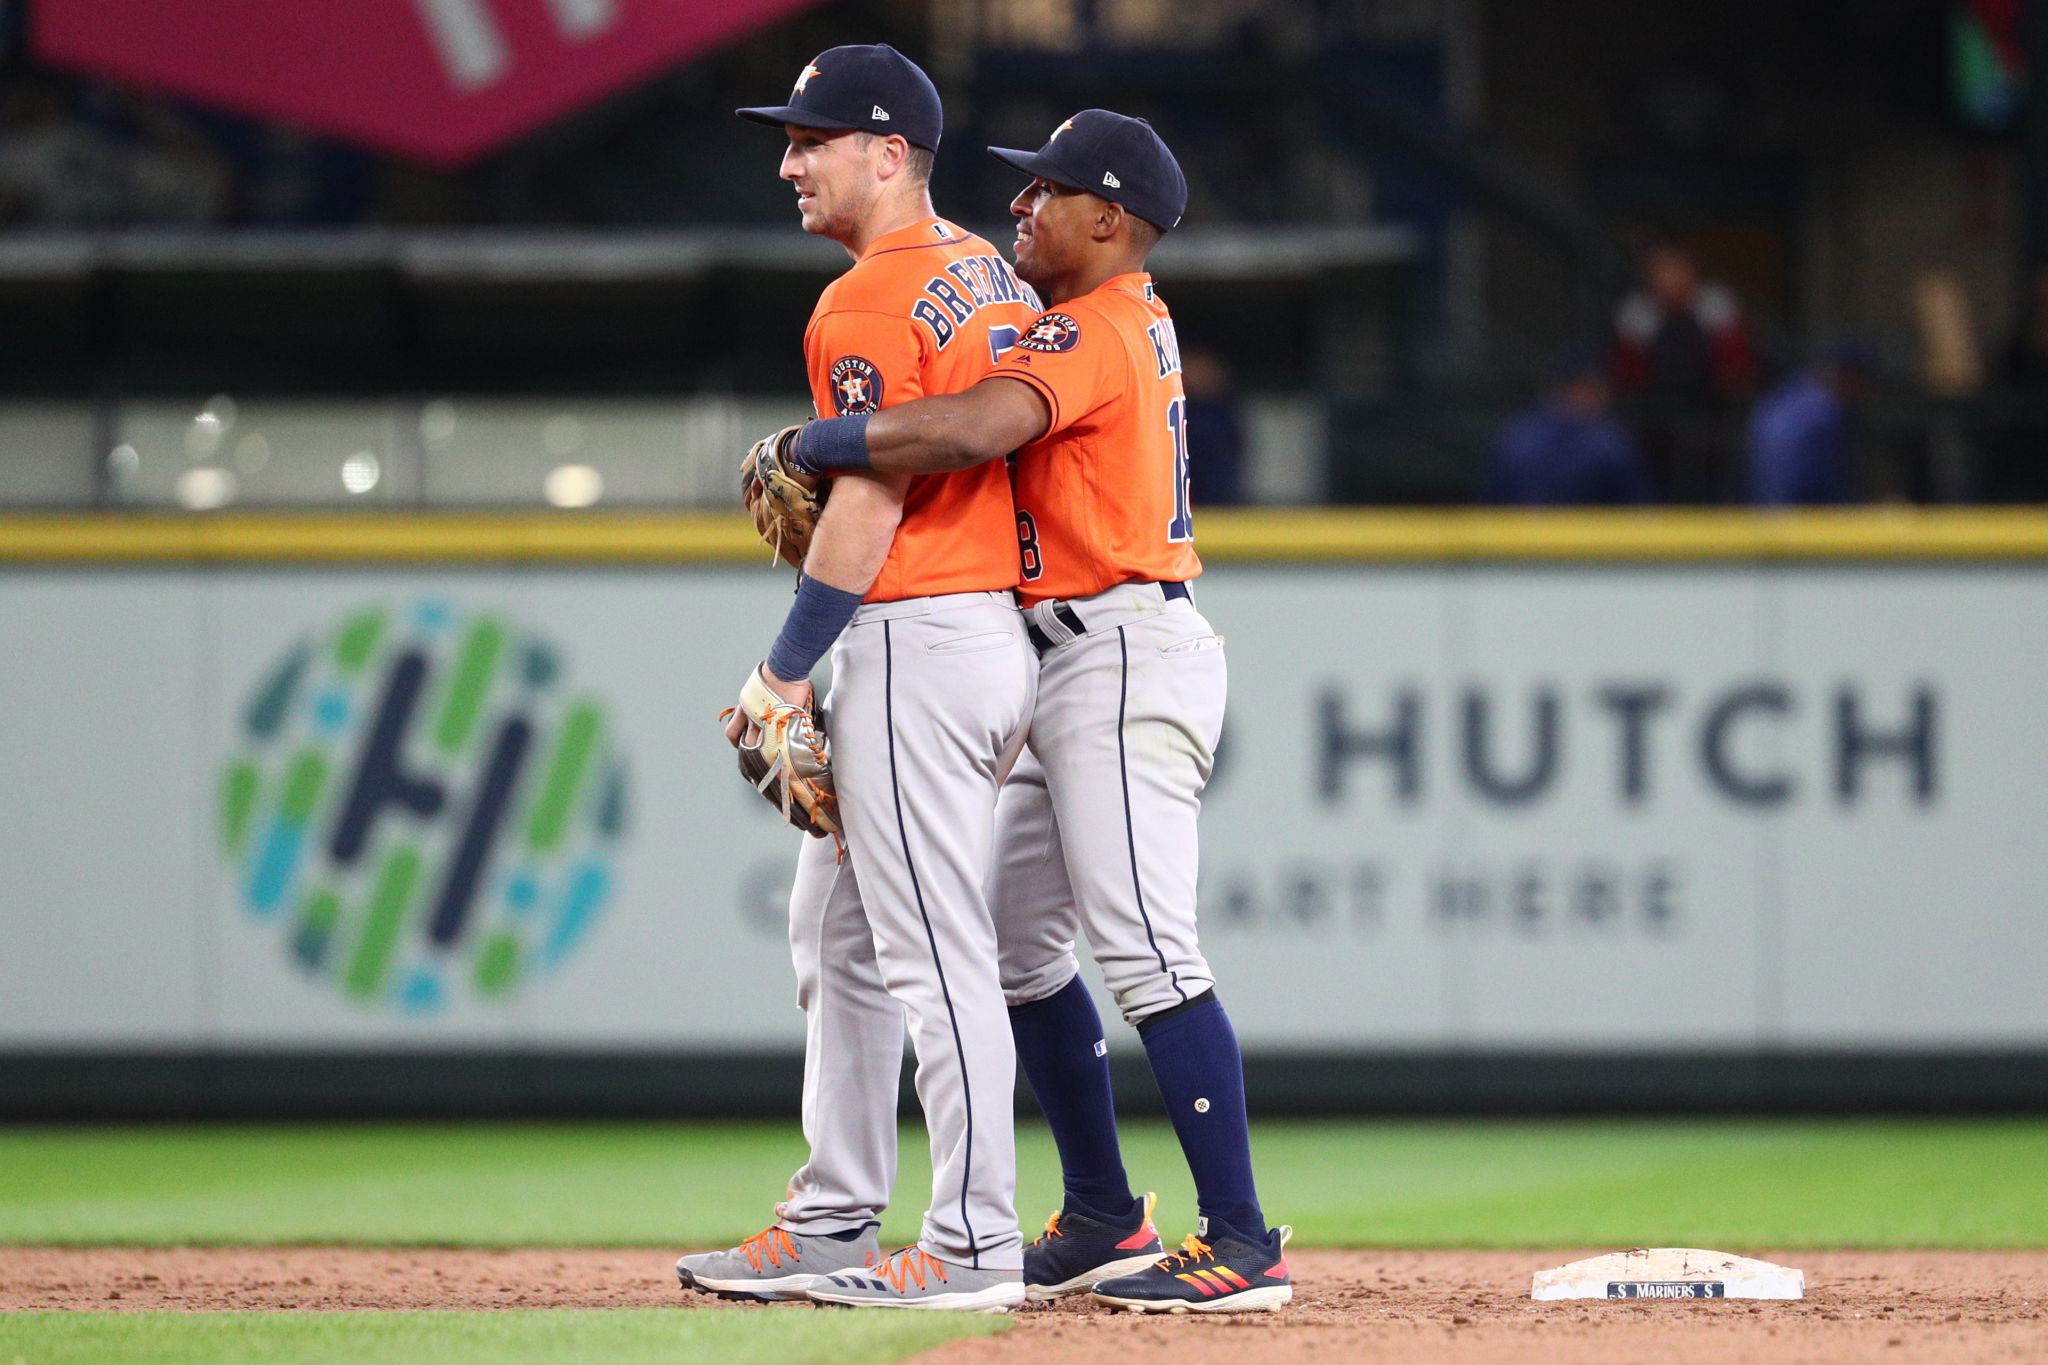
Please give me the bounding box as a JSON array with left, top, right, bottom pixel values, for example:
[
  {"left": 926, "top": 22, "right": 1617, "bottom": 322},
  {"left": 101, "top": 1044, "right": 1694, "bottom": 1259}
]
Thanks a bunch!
[{"left": 829, "top": 355, "right": 883, "bottom": 414}]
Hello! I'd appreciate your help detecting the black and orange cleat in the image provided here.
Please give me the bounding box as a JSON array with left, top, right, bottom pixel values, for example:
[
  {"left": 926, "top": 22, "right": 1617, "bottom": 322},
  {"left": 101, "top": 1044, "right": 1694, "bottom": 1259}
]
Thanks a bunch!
[
  {"left": 1024, "top": 1191, "right": 1165, "bottom": 1300},
  {"left": 1089, "top": 1219, "right": 1292, "bottom": 1314}
]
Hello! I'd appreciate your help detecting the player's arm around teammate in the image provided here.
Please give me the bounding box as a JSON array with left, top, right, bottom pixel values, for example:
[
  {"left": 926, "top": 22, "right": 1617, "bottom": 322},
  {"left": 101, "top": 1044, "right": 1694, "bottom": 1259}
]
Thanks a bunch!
[{"left": 774, "top": 110, "right": 1295, "bottom": 1315}]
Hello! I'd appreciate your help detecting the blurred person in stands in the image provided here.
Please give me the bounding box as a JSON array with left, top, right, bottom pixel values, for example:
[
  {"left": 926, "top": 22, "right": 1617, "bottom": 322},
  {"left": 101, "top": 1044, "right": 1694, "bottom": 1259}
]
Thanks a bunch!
[
  {"left": 1995, "top": 267, "right": 2048, "bottom": 503},
  {"left": 1746, "top": 340, "right": 1879, "bottom": 507},
  {"left": 1910, "top": 267, "right": 1986, "bottom": 503},
  {"left": 0, "top": 75, "right": 227, "bottom": 226},
  {"left": 0, "top": 75, "right": 110, "bottom": 224},
  {"left": 1182, "top": 347, "right": 1246, "bottom": 506},
  {"left": 1612, "top": 236, "right": 1757, "bottom": 502},
  {"left": 1483, "top": 345, "right": 1652, "bottom": 506}
]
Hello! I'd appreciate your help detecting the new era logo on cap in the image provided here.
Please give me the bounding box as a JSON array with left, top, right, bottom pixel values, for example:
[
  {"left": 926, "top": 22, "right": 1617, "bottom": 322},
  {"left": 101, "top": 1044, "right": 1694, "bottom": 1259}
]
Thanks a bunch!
[
  {"left": 987, "top": 107, "right": 1187, "bottom": 233},
  {"left": 871, "top": 105, "right": 889, "bottom": 120}
]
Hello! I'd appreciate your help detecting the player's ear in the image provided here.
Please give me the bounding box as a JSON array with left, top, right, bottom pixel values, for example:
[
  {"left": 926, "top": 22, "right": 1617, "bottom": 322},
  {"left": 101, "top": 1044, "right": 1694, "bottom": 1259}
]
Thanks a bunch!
[
  {"left": 1094, "top": 198, "right": 1124, "bottom": 244},
  {"left": 876, "top": 134, "right": 912, "bottom": 180}
]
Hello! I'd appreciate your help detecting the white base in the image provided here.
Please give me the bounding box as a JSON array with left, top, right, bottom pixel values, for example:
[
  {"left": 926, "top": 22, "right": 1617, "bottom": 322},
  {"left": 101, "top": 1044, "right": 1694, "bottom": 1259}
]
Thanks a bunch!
[{"left": 1532, "top": 1248, "right": 1804, "bottom": 1301}]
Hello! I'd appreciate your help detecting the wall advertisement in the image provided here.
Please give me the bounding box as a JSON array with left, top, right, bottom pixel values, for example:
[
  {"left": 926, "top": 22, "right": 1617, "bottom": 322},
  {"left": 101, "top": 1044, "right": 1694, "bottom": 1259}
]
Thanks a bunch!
[{"left": 3, "top": 564, "right": 2042, "bottom": 1052}]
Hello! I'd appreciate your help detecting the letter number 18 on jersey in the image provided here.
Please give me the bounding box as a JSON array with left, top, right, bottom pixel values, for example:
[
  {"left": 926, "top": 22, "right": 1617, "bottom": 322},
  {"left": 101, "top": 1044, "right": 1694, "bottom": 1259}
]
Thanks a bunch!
[{"left": 1166, "top": 397, "right": 1193, "bottom": 543}]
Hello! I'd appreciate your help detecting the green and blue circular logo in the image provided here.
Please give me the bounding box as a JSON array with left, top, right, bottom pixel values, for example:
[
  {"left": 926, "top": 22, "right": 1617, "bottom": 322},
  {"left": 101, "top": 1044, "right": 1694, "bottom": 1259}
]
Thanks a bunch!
[{"left": 219, "top": 601, "right": 627, "bottom": 1013}]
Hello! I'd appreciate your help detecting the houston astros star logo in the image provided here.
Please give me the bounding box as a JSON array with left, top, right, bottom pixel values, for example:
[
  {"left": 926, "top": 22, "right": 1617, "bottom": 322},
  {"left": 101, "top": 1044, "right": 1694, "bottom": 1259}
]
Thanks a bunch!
[
  {"left": 1049, "top": 119, "right": 1075, "bottom": 142},
  {"left": 829, "top": 356, "right": 882, "bottom": 415},
  {"left": 1018, "top": 313, "right": 1080, "bottom": 353},
  {"left": 794, "top": 62, "right": 822, "bottom": 95}
]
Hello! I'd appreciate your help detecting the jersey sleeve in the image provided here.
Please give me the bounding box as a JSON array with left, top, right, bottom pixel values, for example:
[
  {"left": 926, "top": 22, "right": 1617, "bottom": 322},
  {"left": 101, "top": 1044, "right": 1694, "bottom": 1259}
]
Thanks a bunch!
[
  {"left": 805, "top": 309, "right": 929, "bottom": 421},
  {"left": 988, "top": 303, "right": 1122, "bottom": 439}
]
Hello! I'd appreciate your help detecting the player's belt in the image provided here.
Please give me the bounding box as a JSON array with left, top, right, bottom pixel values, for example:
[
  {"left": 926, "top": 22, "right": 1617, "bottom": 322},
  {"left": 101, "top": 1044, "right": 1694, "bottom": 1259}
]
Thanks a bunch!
[{"left": 1027, "top": 580, "right": 1189, "bottom": 653}]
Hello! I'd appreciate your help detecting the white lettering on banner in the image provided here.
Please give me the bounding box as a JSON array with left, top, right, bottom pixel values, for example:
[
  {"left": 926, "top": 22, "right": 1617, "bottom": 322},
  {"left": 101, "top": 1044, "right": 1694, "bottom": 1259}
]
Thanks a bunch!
[
  {"left": 546, "top": 0, "right": 619, "bottom": 40},
  {"left": 413, "top": 0, "right": 507, "bottom": 91},
  {"left": 413, "top": 0, "right": 621, "bottom": 91}
]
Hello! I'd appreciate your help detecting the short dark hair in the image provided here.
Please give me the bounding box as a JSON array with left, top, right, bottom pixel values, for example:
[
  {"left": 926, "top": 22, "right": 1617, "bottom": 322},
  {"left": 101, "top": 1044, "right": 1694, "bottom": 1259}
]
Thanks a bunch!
[
  {"left": 1126, "top": 215, "right": 1164, "bottom": 254},
  {"left": 856, "top": 132, "right": 934, "bottom": 185}
]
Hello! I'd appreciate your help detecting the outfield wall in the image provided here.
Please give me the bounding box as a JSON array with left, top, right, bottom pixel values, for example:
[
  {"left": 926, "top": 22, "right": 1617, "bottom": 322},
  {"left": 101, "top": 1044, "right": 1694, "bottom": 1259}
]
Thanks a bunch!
[{"left": 3, "top": 511, "right": 2045, "bottom": 1115}]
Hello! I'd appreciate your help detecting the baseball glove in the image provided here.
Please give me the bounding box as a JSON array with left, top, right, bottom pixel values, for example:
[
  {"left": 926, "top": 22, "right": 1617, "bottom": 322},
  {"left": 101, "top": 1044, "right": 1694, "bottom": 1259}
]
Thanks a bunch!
[
  {"left": 741, "top": 423, "right": 825, "bottom": 569},
  {"left": 723, "top": 666, "right": 840, "bottom": 839}
]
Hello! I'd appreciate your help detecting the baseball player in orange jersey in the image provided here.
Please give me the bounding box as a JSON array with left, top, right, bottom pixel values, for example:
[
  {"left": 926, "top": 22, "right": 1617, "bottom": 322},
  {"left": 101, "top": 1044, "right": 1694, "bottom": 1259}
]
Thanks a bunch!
[
  {"left": 675, "top": 46, "right": 1041, "bottom": 1312},
  {"left": 779, "top": 110, "right": 1293, "bottom": 1313}
]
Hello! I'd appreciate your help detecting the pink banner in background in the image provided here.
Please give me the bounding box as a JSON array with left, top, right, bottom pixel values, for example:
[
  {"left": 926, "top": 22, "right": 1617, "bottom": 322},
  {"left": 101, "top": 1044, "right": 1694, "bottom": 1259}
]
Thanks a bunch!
[{"left": 32, "top": 0, "right": 822, "bottom": 166}]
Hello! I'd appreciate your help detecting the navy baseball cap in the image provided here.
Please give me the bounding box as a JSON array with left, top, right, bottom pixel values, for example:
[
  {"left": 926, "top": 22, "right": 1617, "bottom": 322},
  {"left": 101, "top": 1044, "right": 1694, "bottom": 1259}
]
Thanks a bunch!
[
  {"left": 988, "top": 109, "right": 1187, "bottom": 231},
  {"left": 736, "top": 44, "right": 942, "bottom": 152}
]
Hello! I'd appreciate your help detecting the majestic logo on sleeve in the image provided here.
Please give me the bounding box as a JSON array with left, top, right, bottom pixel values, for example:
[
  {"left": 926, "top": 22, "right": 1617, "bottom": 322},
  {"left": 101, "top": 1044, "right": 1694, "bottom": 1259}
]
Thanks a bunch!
[
  {"left": 830, "top": 355, "right": 883, "bottom": 414},
  {"left": 1017, "top": 313, "right": 1081, "bottom": 353}
]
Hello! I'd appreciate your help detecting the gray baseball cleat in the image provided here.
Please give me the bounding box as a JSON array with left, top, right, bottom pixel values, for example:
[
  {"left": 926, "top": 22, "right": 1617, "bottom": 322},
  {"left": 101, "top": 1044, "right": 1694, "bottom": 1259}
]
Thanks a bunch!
[
  {"left": 675, "top": 1222, "right": 879, "bottom": 1301},
  {"left": 806, "top": 1245, "right": 1026, "bottom": 1312}
]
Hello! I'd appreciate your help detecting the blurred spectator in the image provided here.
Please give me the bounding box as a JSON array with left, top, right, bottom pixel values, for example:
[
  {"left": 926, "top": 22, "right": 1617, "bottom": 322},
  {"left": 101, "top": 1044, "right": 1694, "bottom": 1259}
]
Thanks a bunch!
[
  {"left": 1182, "top": 347, "right": 1246, "bottom": 506},
  {"left": 1612, "top": 238, "right": 1757, "bottom": 502},
  {"left": 1994, "top": 268, "right": 2048, "bottom": 503},
  {"left": 0, "top": 76, "right": 229, "bottom": 227},
  {"left": 1483, "top": 346, "right": 1652, "bottom": 506},
  {"left": 1746, "top": 340, "right": 1878, "bottom": 507},
  {"left": 1911, "top": 268, "right": 1986, "bottom": 502},
  {"left": 0, "top": 76, "right": 113, "bottom": 224}
]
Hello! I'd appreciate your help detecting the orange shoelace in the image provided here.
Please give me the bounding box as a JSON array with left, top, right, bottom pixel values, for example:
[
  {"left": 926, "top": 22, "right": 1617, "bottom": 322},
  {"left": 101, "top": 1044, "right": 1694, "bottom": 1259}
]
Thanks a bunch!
[
  {"left": 1030, "top": 1210, "right": 1065, "bottom": 1246},
  {"left": 740, "top": 1226, "right": 797, "bottom": 1272},
  {"left": 1157, "top": 1233, "right": 1214, "bottom": 1271},
  {"left": 872, "top": 1246, "right": 950, "bottom": 1292}
]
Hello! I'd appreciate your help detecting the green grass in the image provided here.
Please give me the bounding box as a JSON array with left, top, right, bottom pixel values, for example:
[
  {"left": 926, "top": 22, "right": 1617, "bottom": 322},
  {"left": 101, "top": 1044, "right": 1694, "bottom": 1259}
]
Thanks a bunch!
[
  {"left": 0, "top": 1309, "right": 1002, "bottom": 1365},
  {"left": 1, "top": 1119, "right": 2044, "bottom": 1249}
]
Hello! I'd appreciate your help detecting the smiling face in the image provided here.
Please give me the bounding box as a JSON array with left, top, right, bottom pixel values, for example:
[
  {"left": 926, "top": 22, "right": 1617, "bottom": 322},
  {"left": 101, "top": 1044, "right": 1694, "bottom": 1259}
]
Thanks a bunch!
[
  {"left": 1008, "top": 175, "right": 1098, "bottom": 292},
  {"left": 779, "top": 125, "right": 882, "bottom": 241}
]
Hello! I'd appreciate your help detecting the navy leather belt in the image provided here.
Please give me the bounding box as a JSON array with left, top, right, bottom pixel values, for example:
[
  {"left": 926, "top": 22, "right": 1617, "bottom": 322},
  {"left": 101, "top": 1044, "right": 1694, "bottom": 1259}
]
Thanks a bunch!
[{"left": 1027, "top": 581, "right": 1189, "bottom": 653}]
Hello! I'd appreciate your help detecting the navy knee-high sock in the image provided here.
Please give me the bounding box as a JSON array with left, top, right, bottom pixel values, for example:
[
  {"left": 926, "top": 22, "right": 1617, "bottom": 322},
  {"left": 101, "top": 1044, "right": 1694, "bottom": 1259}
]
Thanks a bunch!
[
  {"left": 1138, "top": 991, "right": 1265, "bottom": 1239},
  {"left": 1008, "top": 976, "right": 1134, "bottom": 1218}
]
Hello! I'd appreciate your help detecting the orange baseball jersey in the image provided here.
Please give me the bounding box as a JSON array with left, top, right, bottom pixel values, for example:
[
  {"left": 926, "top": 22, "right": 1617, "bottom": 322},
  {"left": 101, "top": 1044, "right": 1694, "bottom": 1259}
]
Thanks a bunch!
[
  {"left": 989, "top": 272, "right": 1201, "bottom": 605},
  {"left": 805, "top": 216, "right": 1042, "bottom": 604}
]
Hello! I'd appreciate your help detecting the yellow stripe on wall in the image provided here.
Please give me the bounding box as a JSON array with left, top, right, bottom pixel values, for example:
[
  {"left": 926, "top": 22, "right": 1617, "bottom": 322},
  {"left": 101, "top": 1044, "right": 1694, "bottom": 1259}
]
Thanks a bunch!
[{"left": 1, "top": 508, "right": 2046, "bottom": 565}]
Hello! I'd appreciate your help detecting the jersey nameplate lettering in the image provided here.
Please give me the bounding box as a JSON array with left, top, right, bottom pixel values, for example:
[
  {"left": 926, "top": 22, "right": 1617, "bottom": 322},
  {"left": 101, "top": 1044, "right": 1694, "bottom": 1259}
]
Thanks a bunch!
[
  {"left": 1147, "top": 317, "right": 1182, "bottom": 377},
  {"left": 911, "top": 253, "right": 1037, "bottom": 351}
]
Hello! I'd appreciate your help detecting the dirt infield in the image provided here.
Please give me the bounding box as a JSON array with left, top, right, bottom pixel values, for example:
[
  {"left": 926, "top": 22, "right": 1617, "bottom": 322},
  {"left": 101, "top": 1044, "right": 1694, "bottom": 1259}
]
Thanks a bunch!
[{"left": 3, "top": 1247, "right": 2044, "bottom": 1363}]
